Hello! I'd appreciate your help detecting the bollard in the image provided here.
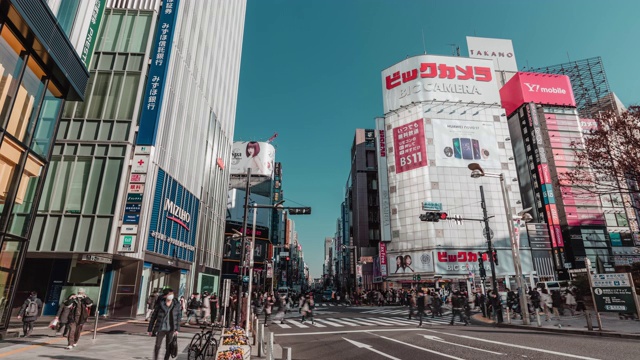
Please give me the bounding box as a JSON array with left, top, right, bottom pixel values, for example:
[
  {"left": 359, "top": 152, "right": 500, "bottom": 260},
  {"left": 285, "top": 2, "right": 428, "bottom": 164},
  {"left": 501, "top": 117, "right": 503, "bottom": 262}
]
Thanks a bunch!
[
  {"left": 283, "top": 346, "right": 292, "bottom": 360},
  {"left": 535, "top": 308, "right": 541, "bottom": 327},
  {"left": 258, "top": 324, "right": 264, "bottom": 357},
  {"left": 92, "top": 311, "right": 99, "bottom": 340},
  {"left": 267, "top": 331, "right": 274, "bottom": 360},
  {"left": 585, "top": 310, "right": 593, "bottom": 331},
  {"left": 506, "top": 307, "right": 511, "bottom": 324}
]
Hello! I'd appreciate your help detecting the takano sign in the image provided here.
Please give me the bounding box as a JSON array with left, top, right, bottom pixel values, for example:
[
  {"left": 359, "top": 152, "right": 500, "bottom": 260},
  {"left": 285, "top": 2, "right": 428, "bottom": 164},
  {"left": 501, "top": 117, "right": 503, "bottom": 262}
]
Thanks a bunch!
[
  {"left": 466, "top": 36, "right": 518, "bottom": 72},
  {"left": 382, "top": 55, "right": 500, "bottom": 113}
]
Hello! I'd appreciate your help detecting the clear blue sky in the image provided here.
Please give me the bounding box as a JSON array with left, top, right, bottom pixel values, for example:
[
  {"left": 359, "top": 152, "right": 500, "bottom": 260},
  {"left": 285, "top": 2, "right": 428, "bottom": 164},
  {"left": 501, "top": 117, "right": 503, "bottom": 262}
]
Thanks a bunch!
[{"left": 233, "top": 0, "right": 640, "bottom": 279}]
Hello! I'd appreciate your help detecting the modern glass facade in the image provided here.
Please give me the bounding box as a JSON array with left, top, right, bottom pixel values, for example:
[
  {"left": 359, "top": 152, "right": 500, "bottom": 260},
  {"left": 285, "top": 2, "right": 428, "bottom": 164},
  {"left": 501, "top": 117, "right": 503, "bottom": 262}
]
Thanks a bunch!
[
  {"left": 0, "top": 0, "right": 88, "bottom": 335},
  {"left": 20, "top": 0, "right": 246, "bottom": 319}
]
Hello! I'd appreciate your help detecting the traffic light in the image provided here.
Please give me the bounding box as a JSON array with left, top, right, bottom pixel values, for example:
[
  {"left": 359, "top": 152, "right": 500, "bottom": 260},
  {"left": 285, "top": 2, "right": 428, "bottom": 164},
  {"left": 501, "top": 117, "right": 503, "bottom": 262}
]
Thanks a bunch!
[
  {"left": 286, "top": 256, "right": 290, "bottom": 261},
  {"left": 477, "top": 252, "right": 486, "bottom": 278},
  {"left": 288, "top": 207, "right": 312, "bottom": 215},
  {"left": 412, "top": 274, "right": 422, "bottom": 281},
  {"left": 419, "top": 212, "right": 448, "bottom": 222},
  {"left": 492, "top": 250, "right": 498, "bottom": 266}
]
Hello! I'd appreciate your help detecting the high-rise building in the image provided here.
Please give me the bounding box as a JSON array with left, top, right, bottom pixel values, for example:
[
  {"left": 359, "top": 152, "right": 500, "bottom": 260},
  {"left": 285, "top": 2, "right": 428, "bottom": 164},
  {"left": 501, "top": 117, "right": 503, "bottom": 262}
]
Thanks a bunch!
[
  {"left": 18, "top": 0, "right": 246, "bottom": 318},
  {"left": 0, "top": 0, "right": 89, "bottom": 335},
  {"left": 379, "top": 54, "right": 535, "bottom": 291}
]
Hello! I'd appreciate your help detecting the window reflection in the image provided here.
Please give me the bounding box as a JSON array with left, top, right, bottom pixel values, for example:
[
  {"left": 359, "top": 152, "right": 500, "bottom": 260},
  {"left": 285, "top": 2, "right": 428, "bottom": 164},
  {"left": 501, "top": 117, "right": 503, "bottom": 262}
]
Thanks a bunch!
[
  {"left": 31, "top": 85, "right": 63, "bottom": 157},
  {"left": 6, "top": 57, "right": 46, "bottom": 142},
  {"left": 0, "top": 26, "right": 26, "bottom": 126},
  {"left": 0, "top": 241, "right": 22, "bottom": 324}
]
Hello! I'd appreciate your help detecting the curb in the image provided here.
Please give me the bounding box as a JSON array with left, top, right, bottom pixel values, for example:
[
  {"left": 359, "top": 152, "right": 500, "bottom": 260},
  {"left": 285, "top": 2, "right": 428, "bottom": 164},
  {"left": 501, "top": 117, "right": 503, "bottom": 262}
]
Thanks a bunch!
[{"left": 471, "top": 315, "right": 640, "bottom": 340}]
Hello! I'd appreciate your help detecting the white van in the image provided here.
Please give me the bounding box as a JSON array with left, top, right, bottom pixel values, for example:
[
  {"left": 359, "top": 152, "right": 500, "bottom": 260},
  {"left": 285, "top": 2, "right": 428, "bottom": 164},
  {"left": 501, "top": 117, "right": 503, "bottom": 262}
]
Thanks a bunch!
[
  {"left": 536, "top": 280, "right": 571, "bottom": 293},
  {"left": 277, "top": 287, "right": 289, "bottom": 298}
]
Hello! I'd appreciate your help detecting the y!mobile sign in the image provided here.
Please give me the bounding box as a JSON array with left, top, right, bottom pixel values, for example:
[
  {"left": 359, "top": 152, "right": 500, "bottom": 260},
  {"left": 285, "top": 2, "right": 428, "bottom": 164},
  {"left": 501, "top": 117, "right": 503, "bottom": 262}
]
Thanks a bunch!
[
  {"left": 381, "top": 54, "right": 500, "bottom": 113},
  {"left": 500, "top": 72, "right": 576, "bottom": 116},
  {"left": 393, "top": 119, "right": 427, "bottom": 174},
  {"left": 136, "top": 0, "right": 180, "bottom": 145}
]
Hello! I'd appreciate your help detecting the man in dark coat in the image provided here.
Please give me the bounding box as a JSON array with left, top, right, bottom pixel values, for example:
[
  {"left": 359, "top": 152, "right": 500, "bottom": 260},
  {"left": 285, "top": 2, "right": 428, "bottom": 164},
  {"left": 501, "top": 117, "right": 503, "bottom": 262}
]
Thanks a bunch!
[
  {"left": 416, "top": 291, "right": 426, "bottom": 327},
  {"left": 17, "top": 291, "right": 43, "bottom": 337},
  {"left": 148, "top": 288, "right": 181, "bottom": 360},
  {"left": 55, "top": 294, "right": 75, "bottom": 337},
  {"left": 65, "top": 288, "right": 93, "bottom": 349}
]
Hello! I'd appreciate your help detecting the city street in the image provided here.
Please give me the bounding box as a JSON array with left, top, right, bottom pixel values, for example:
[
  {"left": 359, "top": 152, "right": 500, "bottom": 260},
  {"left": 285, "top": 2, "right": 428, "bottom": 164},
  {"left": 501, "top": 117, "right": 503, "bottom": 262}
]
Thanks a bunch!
[{"left": 265, "top": 304, "right": 640, "bottom": 360}]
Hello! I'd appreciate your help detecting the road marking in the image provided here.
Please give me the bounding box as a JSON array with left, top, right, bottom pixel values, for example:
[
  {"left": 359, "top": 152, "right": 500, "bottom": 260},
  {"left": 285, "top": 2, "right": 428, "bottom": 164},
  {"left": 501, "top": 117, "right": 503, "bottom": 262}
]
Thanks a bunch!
[
  {"left": 275, "top": 328, "right": 426, "bottom": 337},
  {"left": 310, "top": 322, "right": 327, "bottom": 328},
  {"left": 325, "top": 318, "right": 358, "bottom": 326},
  {"left": 421, "top": 329, "right": 601, "bottom": 360},
  {"left": 286, "top": 319, "right": 309, "bottom": 328},
  {"left": 370, "top": 333, "right": 465, "bottom": 360},
  {"left": 0, "top": 321, "right": 129, "bottom": 358},
  {"left": 422, "top": 335, "right": 504, "bottom": 355},
  {"left": 343, "top": 338, "right": 402, "bottom": 360},
  {"left": 312, "top": 318, "right": 344, "bottom": 327},
  {"left": 273, "top": 322, "right": 291, "bottom": 329}
]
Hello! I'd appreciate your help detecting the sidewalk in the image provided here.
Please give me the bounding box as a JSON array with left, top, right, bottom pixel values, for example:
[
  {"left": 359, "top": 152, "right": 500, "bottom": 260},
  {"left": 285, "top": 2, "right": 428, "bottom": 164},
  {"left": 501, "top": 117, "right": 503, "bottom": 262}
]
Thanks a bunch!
[{"left": 471, "top": 311, "right": 640, "bottom": 339}]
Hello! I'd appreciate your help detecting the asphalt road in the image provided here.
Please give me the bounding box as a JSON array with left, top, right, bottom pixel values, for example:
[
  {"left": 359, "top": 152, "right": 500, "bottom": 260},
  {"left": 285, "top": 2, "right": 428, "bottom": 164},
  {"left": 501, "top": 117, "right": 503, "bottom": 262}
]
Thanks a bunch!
[{"left": 268, "top": 304, "right": 640, "bottom": 360}]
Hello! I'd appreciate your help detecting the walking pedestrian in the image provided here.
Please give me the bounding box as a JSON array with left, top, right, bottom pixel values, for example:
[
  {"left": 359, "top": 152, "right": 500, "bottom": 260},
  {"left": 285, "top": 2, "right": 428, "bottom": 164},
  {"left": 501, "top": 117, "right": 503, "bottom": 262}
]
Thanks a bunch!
[
  {"left": 148, "top": 288, "right": 181, "bottom": 360},
  {"left": 263, "top": 294, "right": 274, "bottom": 326},
  {"left": 408, "top": 292, "right": 416, "bottom": 319},
  {"left": 416, "top": 291, "right": 426, "bottom": 327},
  {"left": 211, "top": 294, "right": 219, "bottom": 323},
  {"left": 17, "top": 291, "right": 43, "bottom": 337},
  {"left": 273, "top": 294, "right": 287, "bottom": 324},
  {"left": 54, "top": 294, "right": 74, "bottom": 337},
  {"left": 65, "top": 288, "right": 93, "bottom": 349},
  {"left": 300, "top": 294, "right": 315, "bottom": 324},
  {"left": 145, "top": 290, "right": 160, "bottom": 321},
  {"left": 540, "top": 288, "right": 552, "bottom": 321},
  {"left": 431, "top": 291, "right": 443, "bottom": 317},
  {"left": 185, "top": 293, "right": 202, "bottom": 325},
  {"left": 551, "top": 290, "right": 563, "bottom": 318},
  {"left": 449, "top": 291, "right": 469, "bottom": 326},
  {"left": 202, "top": 291, "right": 211, "bottom": 324},
  {"left": 564, "top": 290, "right": 576, "bottom": 316}
]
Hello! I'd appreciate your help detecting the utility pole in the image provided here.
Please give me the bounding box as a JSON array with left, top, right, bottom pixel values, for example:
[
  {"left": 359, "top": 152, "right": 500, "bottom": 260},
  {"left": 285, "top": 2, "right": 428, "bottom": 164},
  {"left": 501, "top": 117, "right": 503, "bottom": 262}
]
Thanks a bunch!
[
  {"left": 480, "top": 185, "right": 503, "bottom": 323},
  {"left": 235, "top": 168, "right": 252, "bottom": 326}
]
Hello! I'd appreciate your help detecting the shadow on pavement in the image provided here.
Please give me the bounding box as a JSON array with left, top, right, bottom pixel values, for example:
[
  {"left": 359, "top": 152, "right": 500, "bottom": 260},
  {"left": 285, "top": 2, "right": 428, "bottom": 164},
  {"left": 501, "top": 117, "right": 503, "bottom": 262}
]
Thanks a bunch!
[{"left": 38, "top": 356, "right": 100, "bottom": 360}]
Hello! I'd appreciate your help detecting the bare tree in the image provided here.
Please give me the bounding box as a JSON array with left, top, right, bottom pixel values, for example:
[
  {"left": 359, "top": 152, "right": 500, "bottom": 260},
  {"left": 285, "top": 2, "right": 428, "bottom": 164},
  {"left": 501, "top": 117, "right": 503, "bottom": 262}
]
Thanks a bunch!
[{"left": 562, "top": 106, "right": 640, "bottom": 210}]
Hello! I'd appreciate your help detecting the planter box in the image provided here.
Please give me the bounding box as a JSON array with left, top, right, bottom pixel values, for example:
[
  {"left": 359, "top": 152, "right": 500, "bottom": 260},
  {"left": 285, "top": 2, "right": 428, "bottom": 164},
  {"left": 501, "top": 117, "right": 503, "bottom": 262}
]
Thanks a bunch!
[{"left": 216, "top": 344, "right": 251, "bottom": 360}]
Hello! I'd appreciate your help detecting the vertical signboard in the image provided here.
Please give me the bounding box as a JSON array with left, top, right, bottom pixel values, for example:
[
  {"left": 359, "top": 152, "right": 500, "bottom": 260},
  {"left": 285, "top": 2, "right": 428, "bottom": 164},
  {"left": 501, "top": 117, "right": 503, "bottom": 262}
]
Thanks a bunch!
[
  {"left": 392, "top": 119, "right": 428, "bottom": 174},
  {"left": 379, "top": 241, "right": 388, "bottom": 277},
  {"left": 376, "top": 117, "right": 392, "bottom": 242},
  {"left": 136, "top": 0, "right": 181, "bottom": 145},
  {"left": 81, "top": 0, "right": 106, "bottom": 68}
]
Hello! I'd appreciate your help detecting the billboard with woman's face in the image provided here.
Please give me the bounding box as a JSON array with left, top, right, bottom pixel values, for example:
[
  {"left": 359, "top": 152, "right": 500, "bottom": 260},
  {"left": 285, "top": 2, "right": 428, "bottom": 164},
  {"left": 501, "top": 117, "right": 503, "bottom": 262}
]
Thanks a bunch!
[
  {"left": 230, "top": 141, "right": 275, "bottom": 177},
  {"left": 387, "top": 251, "right": 434, "bottom": 274}
]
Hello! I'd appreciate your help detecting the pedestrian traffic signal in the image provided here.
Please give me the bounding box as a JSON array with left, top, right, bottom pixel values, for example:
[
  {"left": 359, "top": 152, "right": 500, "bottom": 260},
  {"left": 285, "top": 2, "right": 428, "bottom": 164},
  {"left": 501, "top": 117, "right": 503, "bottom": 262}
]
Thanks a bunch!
[
  {"left": 477, "top": 253, "right": 487, "bottom": 278},
  {"left": 288, "top": 207, "right": 312, "bottom": 215},
  {"left": 419, "top": 212, "right": 448, "bottom": 222},
  {"left": 492, "top": 250, "right": 498, "bottom": 266},
  {"left": 412, "top": 274, "right": 421, "bottom": 281}
]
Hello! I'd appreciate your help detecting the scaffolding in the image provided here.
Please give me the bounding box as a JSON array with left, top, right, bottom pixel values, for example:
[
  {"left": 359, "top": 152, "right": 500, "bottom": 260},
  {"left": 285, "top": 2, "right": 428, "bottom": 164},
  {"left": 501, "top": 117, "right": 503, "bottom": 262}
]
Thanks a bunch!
[{"left": 530, "top": 57, "right": 614, "bottom": 119}]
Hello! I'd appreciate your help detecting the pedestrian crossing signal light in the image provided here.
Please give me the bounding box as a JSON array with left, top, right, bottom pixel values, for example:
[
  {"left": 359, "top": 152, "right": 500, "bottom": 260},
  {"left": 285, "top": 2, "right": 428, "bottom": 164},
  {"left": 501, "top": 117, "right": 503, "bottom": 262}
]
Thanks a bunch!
[
  {"left": 419, "top": 212, "right": 448, "bottom": 222},
  {"left": 492, "top": 250, "right": 498, "bottom": 266},
  {"left": 412, "top": 274, "right": 421, "bottom": 281}
]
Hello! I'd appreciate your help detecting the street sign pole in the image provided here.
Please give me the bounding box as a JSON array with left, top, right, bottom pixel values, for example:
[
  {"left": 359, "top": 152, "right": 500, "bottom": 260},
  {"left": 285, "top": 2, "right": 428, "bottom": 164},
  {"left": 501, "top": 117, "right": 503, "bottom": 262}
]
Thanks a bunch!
[
  {"left": 630, "top": 273, "right": 640, "bottom": 321},
  {"left": 585, "top": 258, "right": 603, "bottom": 330},
  {"left": 236, "top": 168, "right": 251, "bottom": 326}
]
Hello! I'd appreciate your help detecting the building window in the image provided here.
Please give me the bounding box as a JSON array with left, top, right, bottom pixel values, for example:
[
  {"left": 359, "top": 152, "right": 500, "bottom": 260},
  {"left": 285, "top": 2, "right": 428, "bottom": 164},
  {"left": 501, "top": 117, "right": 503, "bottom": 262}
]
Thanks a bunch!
[
  {"left": 31, "top": 85, "right": 63, "bottom": 157},
  {"left": 0, "top": 26, "right": 26, "bottom": 126},
  {"left": 8, "top": 153, "right": 44, "bottom": 236},
  {"left": 56, "top": 0, "right": 81, "bottom": 36},
  {"left": 0, "top": 240, "right": 22, "bottom": 323}
]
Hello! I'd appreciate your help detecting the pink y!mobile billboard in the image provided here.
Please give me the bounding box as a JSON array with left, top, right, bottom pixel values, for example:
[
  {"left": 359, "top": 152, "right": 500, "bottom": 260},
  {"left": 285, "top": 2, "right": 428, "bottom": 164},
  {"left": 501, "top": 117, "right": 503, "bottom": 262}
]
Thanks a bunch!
[{"left": 500, "top": 72, "right": 576, "bottom": 116}]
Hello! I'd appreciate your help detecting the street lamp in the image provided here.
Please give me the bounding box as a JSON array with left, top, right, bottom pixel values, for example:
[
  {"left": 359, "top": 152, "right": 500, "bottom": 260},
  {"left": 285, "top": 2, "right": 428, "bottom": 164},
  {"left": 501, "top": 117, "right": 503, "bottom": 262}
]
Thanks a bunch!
[{"left": 469, "top": 163, "right": 531, "bottom": 325}]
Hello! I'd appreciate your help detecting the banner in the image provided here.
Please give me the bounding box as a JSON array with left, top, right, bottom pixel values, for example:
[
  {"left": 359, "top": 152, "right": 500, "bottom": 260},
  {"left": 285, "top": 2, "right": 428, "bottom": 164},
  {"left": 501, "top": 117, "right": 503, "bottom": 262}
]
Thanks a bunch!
[
  {"left": 387, "top": 251, "right": 434, "bottom": 274},
  {"left": 392, "top": 119, "right": 428, "bottom": 173},
  {"left": 379, "top": 242, "right": 388, "bottom": 277},
  {"left": 230, "top": 141, "right": 275, "bottom": 177},
  {"left": 431, "top": 119, "right": 501, "bottom": 169}
]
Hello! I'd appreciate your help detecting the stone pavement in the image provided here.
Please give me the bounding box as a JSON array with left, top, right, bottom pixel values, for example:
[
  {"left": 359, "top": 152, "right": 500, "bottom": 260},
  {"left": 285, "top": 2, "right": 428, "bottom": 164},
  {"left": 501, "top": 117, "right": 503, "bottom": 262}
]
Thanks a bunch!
[
  {"left": 471, "top": 310, "right": 640, "bottom": 339},
  {"left": 0, "top": 319, "right": 203, "bottom": 360}
]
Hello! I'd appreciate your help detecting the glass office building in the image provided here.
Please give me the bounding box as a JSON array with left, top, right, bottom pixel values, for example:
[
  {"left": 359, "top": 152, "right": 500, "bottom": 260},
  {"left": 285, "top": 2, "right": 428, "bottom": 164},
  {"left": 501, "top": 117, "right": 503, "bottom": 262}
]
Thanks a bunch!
[
  {"left": 0, "top": 0, "right": 88, "bottom": 335},
  {"left": 20, "top": 0, "right": 246, "bottom": 319}
]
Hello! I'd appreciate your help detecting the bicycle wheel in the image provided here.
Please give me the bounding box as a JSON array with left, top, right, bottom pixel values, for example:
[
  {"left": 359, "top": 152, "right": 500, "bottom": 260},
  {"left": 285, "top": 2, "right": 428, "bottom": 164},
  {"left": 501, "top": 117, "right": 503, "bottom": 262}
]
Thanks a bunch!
[
  {"left": 187, "top": 333, "right": 204, "bottom": 360},
  {"left": 204, "top": 338, "right": 218, "bottom": 360}
]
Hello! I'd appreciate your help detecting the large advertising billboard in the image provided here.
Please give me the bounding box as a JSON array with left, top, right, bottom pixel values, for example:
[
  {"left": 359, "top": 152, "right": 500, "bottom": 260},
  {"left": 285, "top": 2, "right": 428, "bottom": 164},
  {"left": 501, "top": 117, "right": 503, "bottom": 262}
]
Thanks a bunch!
[
  {"left": 382, "top": 55, "right": 500, "bottom": 113},
  {"left": 147, "top": 168, "right": 199, "bottom": 262},
  {"left": 392, "top": 119, "right": 428, "bottom": 173},
  {"left": 230, "top": 141, "right": 275, "bottom": 177},
  {"left": 466, "top": 36, "right": 518, "bottom": 72},
  {"left": 500, "top": 72, "right": 576, "bottom": 116},
  {"left": 387, "top": 251, "right": 435, "bottom": 274},
  {"left": 431, "top": 119, "right": 501, "bottom": 169}
]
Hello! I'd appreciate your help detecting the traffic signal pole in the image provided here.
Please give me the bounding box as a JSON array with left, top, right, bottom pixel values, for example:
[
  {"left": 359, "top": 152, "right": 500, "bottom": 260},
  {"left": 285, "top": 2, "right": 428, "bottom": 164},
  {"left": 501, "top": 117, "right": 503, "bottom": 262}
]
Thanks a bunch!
[
  {"left": 236, "top": 168, "right": 252, "bottom": 326},
  {"left": 480, "top": 185, "right": 503, "bottom": 324}
]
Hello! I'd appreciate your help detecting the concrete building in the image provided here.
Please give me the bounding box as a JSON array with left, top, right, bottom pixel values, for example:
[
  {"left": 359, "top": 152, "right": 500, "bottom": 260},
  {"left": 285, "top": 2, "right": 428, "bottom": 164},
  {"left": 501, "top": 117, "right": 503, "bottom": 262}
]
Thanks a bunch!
[{"left": 18, "top": 0, "right": 246, "bottom": 318}]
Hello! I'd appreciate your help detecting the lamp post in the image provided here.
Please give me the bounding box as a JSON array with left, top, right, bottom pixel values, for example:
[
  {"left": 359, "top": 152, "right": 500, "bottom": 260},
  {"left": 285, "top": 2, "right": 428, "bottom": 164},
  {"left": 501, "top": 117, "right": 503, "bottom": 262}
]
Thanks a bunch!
[{"left": 469, "top": 163, "right": 531, "bottom": 325}]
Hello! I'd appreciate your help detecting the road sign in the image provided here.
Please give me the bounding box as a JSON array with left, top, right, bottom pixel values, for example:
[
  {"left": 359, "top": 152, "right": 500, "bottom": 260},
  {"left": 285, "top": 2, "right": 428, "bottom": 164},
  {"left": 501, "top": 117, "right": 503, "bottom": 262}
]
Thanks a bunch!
[
  {"left": 591, "top": 273, "right": 631, "bottom": 287},
  {"left": 360, "top": 256, "right": 373, "bottom": 263},
  {"left": 422, "top": 201, "right": 442, "bottom": 211},
  {"left": 81, "top": 254, "right": 112, "bottom": 264},
  {"left": 243, "top": 276, "right": 249, "bottom": 283},
  {"left": 593, "top": 287, "right": 637, "bottom": 313}
]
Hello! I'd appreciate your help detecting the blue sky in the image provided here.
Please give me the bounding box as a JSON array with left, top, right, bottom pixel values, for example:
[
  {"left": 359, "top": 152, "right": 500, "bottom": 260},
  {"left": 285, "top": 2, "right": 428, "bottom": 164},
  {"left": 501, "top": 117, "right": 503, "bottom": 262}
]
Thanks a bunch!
[{"left": 233, "top": 0, "right": 640, "bottom": 279}]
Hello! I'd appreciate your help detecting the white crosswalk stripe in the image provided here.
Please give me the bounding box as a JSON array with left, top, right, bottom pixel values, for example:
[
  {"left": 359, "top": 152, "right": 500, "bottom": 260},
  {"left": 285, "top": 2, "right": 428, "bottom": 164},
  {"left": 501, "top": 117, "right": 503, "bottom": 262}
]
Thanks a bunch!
[{"left": 270, "top": 315, "right": 452, "bottom": 329}]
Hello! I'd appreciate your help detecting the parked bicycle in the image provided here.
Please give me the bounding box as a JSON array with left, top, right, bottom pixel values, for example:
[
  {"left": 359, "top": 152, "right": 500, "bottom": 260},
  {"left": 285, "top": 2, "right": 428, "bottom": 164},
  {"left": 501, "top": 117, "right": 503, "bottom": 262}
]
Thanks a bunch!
[{"left": 187, "top": 323, "right": 222, "bottom": 360}]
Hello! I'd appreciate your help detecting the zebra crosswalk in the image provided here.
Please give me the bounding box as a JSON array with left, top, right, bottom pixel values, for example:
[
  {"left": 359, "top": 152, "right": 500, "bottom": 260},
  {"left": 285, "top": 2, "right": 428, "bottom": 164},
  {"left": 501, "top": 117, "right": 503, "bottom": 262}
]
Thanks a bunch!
[
  {"left": 360, "top": 308, "right": 451, "bottom": 316},
  {"left": 266, "top": 315, "right": 454, "bottom": 329}
]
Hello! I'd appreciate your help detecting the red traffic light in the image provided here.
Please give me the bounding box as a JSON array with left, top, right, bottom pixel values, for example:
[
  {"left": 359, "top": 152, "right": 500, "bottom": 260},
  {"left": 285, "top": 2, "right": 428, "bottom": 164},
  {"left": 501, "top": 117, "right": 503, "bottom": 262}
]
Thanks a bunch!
[
  {"left": 440, "top": 212, "right": 448, "bottom": 220},
  {"left": 286, "top": 257, "right": 290, "bottom": 261}
]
